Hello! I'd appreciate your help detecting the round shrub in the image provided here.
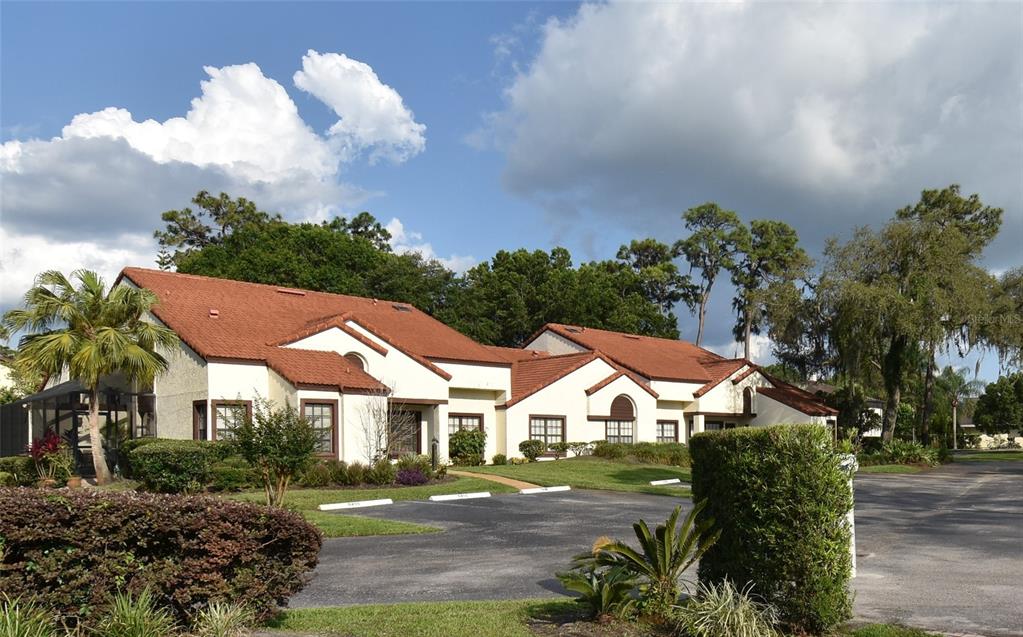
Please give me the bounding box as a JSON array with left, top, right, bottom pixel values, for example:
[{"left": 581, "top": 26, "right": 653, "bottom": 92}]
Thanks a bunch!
[
  {"left": 396, "top": 468, "right": 429, "bottom": 486},
  {"left": 395, "top": 453, "right": 434, "bottom": 479},
  {"left": 208, "top": 456, "right": 258, "bottom": 492},
  {"left": 298, "top": 461, "right": 334, "bottom": 488},
  {"left": 518, "top": 439, "right": 545, "bottom": 461},
  {"left": 365, "top": 459, "right": 396, "bottom": 485},
  {"left": 0, "top": 472, "right": 15, "bottom": 487},
  {"left": 689, "top": 424, "right": 853, "bottom": 634},
  {"left": 0, "top": 488, "right": 321, "bottom": 627},
  {"left": 129, "top": 440, "right": 220, "bottom": 493},
  {"left": 0, "top": 456, "right": 36, "bottom": 486},
  {"left": 449, "top": 429, "right": 486, "bottom": 466},
  {"left": 492, "top": 453, "right": 507, "bottom": 465},
  {"left": 341, "top": 461, "right": 368, "bottom": 486}
]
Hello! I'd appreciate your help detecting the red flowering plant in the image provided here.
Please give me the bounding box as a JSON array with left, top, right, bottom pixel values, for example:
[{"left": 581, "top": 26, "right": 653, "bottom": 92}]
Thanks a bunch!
[{"left": 27, "top": 430, "right": 74, "bottom": 483}]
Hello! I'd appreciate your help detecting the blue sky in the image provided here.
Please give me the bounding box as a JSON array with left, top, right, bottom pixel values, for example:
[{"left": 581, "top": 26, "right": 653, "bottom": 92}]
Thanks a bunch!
[{"left": 2, "top": 1, "right": 1021, "bottom": 380}]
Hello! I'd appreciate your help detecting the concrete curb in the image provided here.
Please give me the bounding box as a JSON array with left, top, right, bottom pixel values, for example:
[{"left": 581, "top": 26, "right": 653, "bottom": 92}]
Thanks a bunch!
[
  {"left": 520, "top": 486, "right": 571, "bottom": 494},
  {"left": 429, "top": 491, "right": 491, "bottom": 502},
  {"left": 649, "top": 478, "right": 682, "bottom": 486},
  {"left": 318, "top": 498, "right": 394, "bottom": 511}
]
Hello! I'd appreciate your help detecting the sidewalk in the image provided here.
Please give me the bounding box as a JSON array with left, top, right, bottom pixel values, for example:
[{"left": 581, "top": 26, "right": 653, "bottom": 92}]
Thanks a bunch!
[{"left": 448, "top": 470, "right": 539, "bottom": 490}]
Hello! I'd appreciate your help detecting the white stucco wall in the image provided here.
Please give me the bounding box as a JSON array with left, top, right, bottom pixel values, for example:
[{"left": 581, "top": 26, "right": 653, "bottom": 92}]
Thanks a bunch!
[
  {"left": 153, "top": 343, "right": 208, "bottom": 439},
  {"left": 526, "top": 330, "right": 587, "bottom": 355},
  {"left": 649, "top": 379, "right": 704, "bottom": 402},
  {"left": 587, "top": 374, "right": 659, "bottom": 442},
  {"left": 448, "top": 388, "right": 503, "bottom": 462},
  {"left": 435, "top": 361, "right": 510, "bottom": 395},
  {"left": 749, "top": 396, "right": 826, "bottom": 427},
  {"left": 208, "top": 360, "right": 270, "bottom": 402}
]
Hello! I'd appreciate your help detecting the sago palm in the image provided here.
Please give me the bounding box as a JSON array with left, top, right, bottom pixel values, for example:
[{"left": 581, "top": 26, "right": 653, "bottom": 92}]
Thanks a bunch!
[
  {"left": 595, "top": 500, "right": 720, "bottom": 614},
  {"left": 2, "top": 270, "right": 177, "bottom": 484}
]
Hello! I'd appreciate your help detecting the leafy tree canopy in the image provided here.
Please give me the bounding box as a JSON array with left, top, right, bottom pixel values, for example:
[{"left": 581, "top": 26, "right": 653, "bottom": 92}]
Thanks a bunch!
[{"left": 974, "top": 372, "right": 1023, "bottom": 432}]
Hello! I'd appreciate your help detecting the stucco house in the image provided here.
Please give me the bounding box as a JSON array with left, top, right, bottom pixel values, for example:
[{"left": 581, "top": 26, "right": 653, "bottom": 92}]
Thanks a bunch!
[{"left": 5, "top": 268, "right": 836, "bottom": 466}]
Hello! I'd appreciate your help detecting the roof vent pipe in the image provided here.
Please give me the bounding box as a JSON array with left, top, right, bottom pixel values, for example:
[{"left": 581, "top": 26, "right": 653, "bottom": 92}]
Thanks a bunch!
[{"left": 209, "top": 309, "right": 220, "bottom": 318}]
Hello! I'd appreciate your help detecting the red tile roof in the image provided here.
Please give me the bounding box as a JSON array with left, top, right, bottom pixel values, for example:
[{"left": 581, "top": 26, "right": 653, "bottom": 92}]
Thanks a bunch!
[
  {"left": 758, "top": 383, "right": 838, "bottom": 416},
  {"left": 693, "top": 358, "right": 749, "bottom": 397},
  {"left": 537, "top": 324, "right": 722, "bottom": 383},
  {"left": 265, "top": 348, "right": 387, "bottom": 393},
  {"left": 484, "top": 345, "right": 551, "bottom": 363},
  {"left": 120, "top": 268, "right": 507, "bottom": 380},
  {"left": 504, "top": 352, "right": 601, "bottom": 407}
]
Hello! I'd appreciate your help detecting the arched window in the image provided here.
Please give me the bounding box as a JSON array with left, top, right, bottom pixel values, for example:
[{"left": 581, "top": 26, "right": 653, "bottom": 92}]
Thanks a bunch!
[
  {"left": 344, "top": 352, "right": 366, "bottom": 371},
  {"left": 743, "top": 387, "right": 756, "bottom": 416},
  {"left": 606, "top": 395, "right": 635, "bottom": 443}
]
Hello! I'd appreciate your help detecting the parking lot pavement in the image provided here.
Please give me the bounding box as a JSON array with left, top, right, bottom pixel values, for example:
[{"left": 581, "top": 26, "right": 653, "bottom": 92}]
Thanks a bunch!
[
  {"left": 293, "top": 462, "right": 1022, "bottom": 637},
  {"left": 290, "top": 489, "right": 689, "bottom": 607},
  {"left": 853, "top": 461, "right": 1023, "bottom": 637}
]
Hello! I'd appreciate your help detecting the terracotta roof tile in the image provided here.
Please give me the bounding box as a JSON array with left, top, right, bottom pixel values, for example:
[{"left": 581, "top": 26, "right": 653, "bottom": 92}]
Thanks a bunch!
[
  {"left": 539, "top": 324, "right": 720, "bottom": 382},
  {"left": 758, "top": 383, "right": 838, "bottom": 416},
  {"left": 265, "top": 348, "right": 387, "bottom": 393},
  {"left": 585, "top": 370, "right": 659, "bottom": 399},
  {"left": 120, "top": 268, "right": 505, "bottom": 380},
  {"left": 484, "top": 345, "right": 551, "bottom": 363},
  {"left": 504, "top": 352, "right": 600, "bottom": 407},
  {"left": 693, "top": 358, "right": 749, "bottom": 397}
]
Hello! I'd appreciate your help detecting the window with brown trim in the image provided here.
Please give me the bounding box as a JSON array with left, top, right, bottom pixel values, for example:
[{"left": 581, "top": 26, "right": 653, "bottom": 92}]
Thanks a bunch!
[
  {"left": 301, "top": 399, "right": 338, "bottom": 456},
  {"left": 388, "top": 407, "right": 421, "bottom": 457},
  {"left": 448, "top": 413, "right": 483, "bottom": 435},
  {"left": 704, "top": 420, "right": 723, "bottom": 432},
  {"left": 192, "top": 400, "right": 208, "bottom": 441},
  {"left": 656, "top": 420, "right": 678, "bottom": 443},
  {"left": 211, "top": 400, "right": 252, "bottom": 441},
  {"left": 605, "top": 419, "right": 634, "bottom": 444},
  {"left": 344, "top": 352, "right": 366, "bottom": 371},
  {"left": 529, "top": 416, "right": 564, "bottom": 447},
  {"left": 742, "top": 387, "right": 756, "bottom": 416}
]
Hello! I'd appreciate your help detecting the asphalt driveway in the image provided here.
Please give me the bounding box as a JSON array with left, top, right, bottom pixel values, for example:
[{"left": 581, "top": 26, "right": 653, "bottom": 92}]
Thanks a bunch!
[
  {"left": 293, "top": 462, "right": 1022, "bottom": 636},
  {"left": 853, "top": 460, "right": 1022, "bottom": 637},
  {"left": 290, "top": 489, "right": 688, "bottom": 606}
]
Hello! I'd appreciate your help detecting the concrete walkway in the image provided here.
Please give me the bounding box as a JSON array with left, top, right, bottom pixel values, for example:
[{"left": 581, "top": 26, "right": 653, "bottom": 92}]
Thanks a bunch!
[{"left": 448, "top": 469, "right": 539, "bottom": 490}]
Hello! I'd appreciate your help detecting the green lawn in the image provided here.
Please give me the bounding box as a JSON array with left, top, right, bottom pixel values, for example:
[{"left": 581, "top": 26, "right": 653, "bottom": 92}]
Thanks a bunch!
[
  {"left": 225, "top": 476, "right": 514, "bottom": 537},
  {"left": 858, "top": 464, "right": 926, "bottom": 474},
  {"left": 267, "top": 599, "right": 576, "bottom": 637},
  {"left": 955, "top": 449, "right": 1023, "bottom": 461},
  {"left": 268, "top": 601, "right": 939, "bottom": 637},
  {"left": 458, "top": 456, "right": 692, "bottom": 497}
]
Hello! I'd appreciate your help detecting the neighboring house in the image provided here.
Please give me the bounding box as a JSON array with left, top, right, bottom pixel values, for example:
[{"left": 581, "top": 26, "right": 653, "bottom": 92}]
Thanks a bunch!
[{"left": 4, "top": 268, "right": 836, "bottom": 465}]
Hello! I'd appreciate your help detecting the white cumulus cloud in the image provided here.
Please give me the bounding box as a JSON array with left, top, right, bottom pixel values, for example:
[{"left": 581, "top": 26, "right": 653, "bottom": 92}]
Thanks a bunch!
[
  {"left": 385, "top": 218, "right": 476, "bottom": 274},
  {"left": 294, "top": 50, "right": 426, "bottom": 164}
]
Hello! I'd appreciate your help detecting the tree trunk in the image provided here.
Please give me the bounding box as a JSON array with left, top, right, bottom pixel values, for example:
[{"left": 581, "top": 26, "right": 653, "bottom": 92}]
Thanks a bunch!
[
  {"left": 880, "top": 335, "right": 908, "bottom": 443},
  {"left": 920, "top": 349, "right": 936, "bottom": 446},
  {"left": 952, "top": 402, "right": 958, "bottom": 451},
  {"left": 743, "top": 312, "right": 752, "bottom": 360},
  {"left": 696, "top": 293, "right": 709, "bottom": 346},
  {"left": 88, "top": 386, "right": 112, "bottom": 484}
]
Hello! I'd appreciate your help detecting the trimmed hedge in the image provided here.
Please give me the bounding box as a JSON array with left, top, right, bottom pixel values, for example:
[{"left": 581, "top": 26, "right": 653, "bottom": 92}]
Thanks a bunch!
[
  {"left": 129, "top": 439, "right": 227, "bottom": 493},
  {"left": 449, "top": 429, "right": 486, "bottom": 466},
  {"left": 0, "top": 455, "right": 36, "bottom": 485},
  {"left": 592, "top": 441, "right": 691, "bottom": 466},
  {"left": 0, "top": 488, "right": 321, "bottom": 626},
  {"left": 690, "top": 424, "right": 853, "bottom": 634}
]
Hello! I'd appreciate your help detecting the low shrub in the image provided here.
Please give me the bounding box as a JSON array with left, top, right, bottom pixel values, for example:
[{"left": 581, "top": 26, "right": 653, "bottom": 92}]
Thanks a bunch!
[
  {"left": 396, "top": 468, "right": 429, "bottom": 486},
  {"left": 548, "top": 441, "right": 570, "bottom": 460},
  {"left": 395, "top": 454, "right": 434, "bottom": 480},
  {"left": 0, "top": 488, "right": 321, "bottom": 627},
  {"left": 209, "top": 457, "right": 258, "bottom": 492},
  {"left": 593, "top": 441, "right": 691, "bottom": 466},
  {"left": 129, "top": 440, "right": 221, "bottom": 493},
  {"left": 1, "top": 594, "right": 55, "bottom": 637},
  {"left": 365, "top": 459, "right": 396, "bottom": 485},
  {"left": 0, "top": 472, "right": 16, "bottom": 487},
  {"left": 341, "top": 461, "right": 368, "bottom": 486},
  {"left": 449, "top": 429, "right": 486, "bottom": 466},
  {"left": 690, "top": 424, "right": 853, "bottom": 634},
  {"left": 95, "top": 587, "right": 177, "bottom": 637},
  {"left": 567, "top": 442, "right": 591, "bottom": 457},
  {"left": 556, "top": 564, "right": 636, "bottom": 622},
  {"left": 298, "top": 461, "right": 334, "bottom": 488},
  {"left": 117, "top": 437, "right": 165, "bottom": 478},
  {"left": 673, "top": 580, "right": 779, "bottom": 637},
  {"left": 0, "top": 456, "right": 35, "bottom": 486},
  {"left": 518, "top": 439, "right": 545, "bottom": 461},
  {"left": 491, "top": 453, "right": 507, "bottom": 465},
  {"left": 191, "top": 602, "right": 254, "bottom": 637}
]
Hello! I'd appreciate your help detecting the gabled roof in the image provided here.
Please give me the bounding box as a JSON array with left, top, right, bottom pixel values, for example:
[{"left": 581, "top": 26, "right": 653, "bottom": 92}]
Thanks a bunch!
[
  {"left": 119, "top": 268, "right": 506, "bottom": 381},
  {"left": 484, "top": 345, "right": 551, "bottom": 363},
  {"left": 585, "top": 369, "right": 659, "bottom": 399},
  {"left": 265, "top": 348, "right": 387, "bottom": 393},
  {"left": 758, "top": 385, "right": 838, "bottom": 417},
  {"left": 692, "top": 358, "right": 749, "bottom": 397},
  {"left": 267, "top": 314, "right": 388, "bottom": 356},
  {"left": 535, "top": 324, "right": 720, "bottom": 383},
  {"left": 503, "top": 351, "right": 603, "bottom": 408}
]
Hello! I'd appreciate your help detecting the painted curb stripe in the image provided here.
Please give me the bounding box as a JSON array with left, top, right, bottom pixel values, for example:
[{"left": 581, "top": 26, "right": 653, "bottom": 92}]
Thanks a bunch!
[
  {"left": 429, "top": 492, "right": 491, "bottom": 502},
  {"left": 649, "top": 478, "right": 682, "bottom": 486},
  {"left": 318, "top": 498, "right": 394, "bottom": 511},
  {"left": 520, "top": 486, "right": 572, "bottom": 494}
]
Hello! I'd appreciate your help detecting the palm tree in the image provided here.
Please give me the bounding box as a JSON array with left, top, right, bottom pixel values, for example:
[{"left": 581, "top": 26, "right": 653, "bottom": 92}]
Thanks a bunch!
[
  {"left": 2, "top": 270, "right": 178, "bottom": 483},
  {"left": 936, "top": 366, "right": 986, "bottom": 450}
]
